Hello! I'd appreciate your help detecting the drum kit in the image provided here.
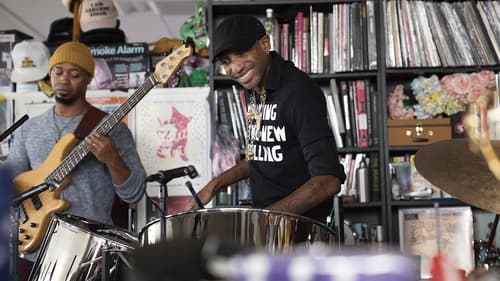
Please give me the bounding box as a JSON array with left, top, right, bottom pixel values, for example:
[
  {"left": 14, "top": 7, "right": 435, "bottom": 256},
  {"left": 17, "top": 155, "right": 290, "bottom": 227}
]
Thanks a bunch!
[{"left": 25, "top": 207, "right": 336, "bottom": 281}]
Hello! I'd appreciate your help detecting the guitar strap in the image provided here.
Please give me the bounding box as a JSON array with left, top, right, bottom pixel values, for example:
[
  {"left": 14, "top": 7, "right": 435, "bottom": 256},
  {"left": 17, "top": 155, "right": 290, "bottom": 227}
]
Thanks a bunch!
[{"left": 74, "top": 106, "right": 107, "bottom": 140}]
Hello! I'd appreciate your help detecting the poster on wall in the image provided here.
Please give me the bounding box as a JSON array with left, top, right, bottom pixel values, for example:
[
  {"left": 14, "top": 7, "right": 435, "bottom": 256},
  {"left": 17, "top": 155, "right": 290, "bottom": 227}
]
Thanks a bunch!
[
  {"left": 135, "top": 87, "right": 211, "bottom": 197},
  {"left": 86, "top": 90, "right": 133, "bottom": 133},
  {"left": 87, "top": 91, "right": 130, "bottom": 115}
]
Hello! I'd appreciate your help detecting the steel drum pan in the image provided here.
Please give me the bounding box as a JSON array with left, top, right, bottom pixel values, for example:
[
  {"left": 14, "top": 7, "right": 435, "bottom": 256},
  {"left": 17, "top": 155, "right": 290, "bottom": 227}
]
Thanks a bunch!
[
  {"left": 29, "top": 213, "right": 137, "bottom": 281},
  {"left": 139, "top": 207, "right": 336, "bottom": 253}
]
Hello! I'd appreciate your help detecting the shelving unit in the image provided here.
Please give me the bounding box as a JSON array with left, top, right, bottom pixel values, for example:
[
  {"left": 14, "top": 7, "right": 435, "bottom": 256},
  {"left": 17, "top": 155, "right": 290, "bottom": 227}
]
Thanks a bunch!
[
  {"left": 206, "top": 0, "right": 500, "bottom": 247},
  {"left": 207, "top": 0, "right": 388, "bottom": 244}
]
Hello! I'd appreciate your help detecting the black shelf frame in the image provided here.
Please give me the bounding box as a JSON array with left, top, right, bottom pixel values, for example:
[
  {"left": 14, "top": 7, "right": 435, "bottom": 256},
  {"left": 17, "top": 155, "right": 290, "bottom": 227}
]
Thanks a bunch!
[
  {"left": 390, "top": 199, "right": 465, "bottom": 208},
  {"left": 214, "top": 71, "right": 378, "bottom": 82},
  {"left": 337, "top": 147, "right": 380, "bottom": 154},
  {"left": 344, "top": 201, "right": 382, "bottom": 209},
  {"left": 211, "top": 0, "right": 366, "bottom": 7},
  {"left": 388, "top": 146, "right": 421, "bottom": 152},
  {"left": 385, "top": 65, "right": 500, "bottom": 77}
]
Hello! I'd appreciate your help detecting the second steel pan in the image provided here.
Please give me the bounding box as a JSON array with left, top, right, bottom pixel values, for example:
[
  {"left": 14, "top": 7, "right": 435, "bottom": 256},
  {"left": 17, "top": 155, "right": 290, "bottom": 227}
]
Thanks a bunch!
[{"left": 139, "top": 207, "right": 336, "bottom": 253}]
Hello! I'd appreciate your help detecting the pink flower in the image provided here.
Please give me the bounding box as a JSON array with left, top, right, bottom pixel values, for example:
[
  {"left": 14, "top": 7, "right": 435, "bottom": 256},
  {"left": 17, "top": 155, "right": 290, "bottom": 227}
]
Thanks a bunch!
[
  {"left": 441, "top": 73, "right": 471, "bottom": 102},
  {"left": 392, "top": 85, "right": 406, "bottom": 100},
  {"left": 441, "top": 71, "right": 495, "bottom": 104}
]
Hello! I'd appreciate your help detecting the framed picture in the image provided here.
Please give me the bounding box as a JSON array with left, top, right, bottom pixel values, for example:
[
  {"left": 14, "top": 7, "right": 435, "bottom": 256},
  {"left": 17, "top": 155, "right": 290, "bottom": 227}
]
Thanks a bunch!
[
  {"left": 134, "top": 87, "right": 212, "bottom": 230},
  {"left": 398, "top": 206, "right": 474, "bottom": 279},
  {"left": 135, "top": 87, "right": 211, "bottom": 195}
]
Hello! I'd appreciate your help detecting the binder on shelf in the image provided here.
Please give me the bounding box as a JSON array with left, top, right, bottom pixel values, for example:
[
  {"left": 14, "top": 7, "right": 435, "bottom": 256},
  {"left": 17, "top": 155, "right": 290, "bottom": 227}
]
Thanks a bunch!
[
  {"left": 323, "top": 13, "right": 330, "bottom": 73},
  {"left": 310, "top": 7, "right": 317, "bottom": 74},
  {"left": 324, "top": 91, "right": 343, "bottom": 148},
  {"left": 302, "top": 17, "right": 310, "bottom": 73},
  {"left": 347, "top": 81, "right": 358, "bottom": 147},
  {"left": 367, "top": 80, "right": 379, "bottom": 146},
  {"left": 294, "top": 12, "right": 304, "bottom": 71},
  {"left": 353, "top": 80, "right": 369, "bottom": 148},
  {"left": 366, "top": 0, "right": 377, "bottom": 70},
  {"left": 340, "top": 81, "right": 353, "bottom": 147},
  {"left": 329, "top": 79, "right": 345, "bottom": 134},
  {"left": 317, "top": 11, "right": 324, "bottom": 74},
  {"left": 280, "top": 23, "right": 290, "bottom": 61}
]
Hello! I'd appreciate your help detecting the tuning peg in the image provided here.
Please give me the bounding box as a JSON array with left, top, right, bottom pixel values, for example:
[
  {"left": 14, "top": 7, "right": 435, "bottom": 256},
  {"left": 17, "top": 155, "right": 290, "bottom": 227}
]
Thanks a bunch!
[{"left": 184, "top": 37, "right": 195, "bottom": 49}]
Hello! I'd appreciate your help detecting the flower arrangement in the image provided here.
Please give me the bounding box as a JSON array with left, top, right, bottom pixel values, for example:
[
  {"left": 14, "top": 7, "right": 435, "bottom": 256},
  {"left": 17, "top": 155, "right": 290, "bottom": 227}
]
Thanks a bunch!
[
  {"left": 387, "top": 84, "right": 415, "bottom": 120},
  {"left": 411, "top": 74, "right": 464, "bottom": 118},
  {"left": 388, "top": 70, "right": 497, "bottom": 120}
]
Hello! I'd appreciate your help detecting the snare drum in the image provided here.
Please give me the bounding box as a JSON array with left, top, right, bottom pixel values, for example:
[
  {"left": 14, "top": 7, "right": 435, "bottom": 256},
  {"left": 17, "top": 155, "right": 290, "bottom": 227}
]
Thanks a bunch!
[
  {"left": 28, "top": 213, "right": 137, "bottom": 281},
  {"left": 139, "top": 207, "right": 335, "bottom": 253}
]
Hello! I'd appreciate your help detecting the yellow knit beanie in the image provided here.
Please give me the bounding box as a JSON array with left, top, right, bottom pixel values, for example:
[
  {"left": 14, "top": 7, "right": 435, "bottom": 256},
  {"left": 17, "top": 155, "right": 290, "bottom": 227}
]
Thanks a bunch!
[{"left": 49, "top": 41, "right": 95, "bottom": 77}]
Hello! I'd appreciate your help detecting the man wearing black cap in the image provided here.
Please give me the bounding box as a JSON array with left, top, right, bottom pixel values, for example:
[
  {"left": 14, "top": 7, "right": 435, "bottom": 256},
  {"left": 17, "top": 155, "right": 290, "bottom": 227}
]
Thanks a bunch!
[{"left": 188, "top": 15, "right": 346, "bottom": 223}]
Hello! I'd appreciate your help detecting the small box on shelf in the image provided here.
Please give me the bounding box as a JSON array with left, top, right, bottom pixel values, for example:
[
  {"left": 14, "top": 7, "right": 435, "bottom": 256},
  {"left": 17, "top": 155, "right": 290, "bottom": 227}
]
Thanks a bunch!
[{"left": 387, "top": 118, "right": 451, "bottom": 146}]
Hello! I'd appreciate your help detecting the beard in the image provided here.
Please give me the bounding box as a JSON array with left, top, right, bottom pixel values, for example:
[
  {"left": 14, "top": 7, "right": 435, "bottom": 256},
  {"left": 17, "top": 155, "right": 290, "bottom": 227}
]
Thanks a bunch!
[{"left": 55, "top": 95, "right": 78, "bottom": 106}]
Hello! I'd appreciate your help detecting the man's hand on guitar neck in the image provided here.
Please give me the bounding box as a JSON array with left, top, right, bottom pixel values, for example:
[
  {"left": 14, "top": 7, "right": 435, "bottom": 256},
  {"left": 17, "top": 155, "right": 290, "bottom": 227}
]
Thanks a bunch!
[{"left": 85, "top": 132, "right": 131, "bottom": 185}]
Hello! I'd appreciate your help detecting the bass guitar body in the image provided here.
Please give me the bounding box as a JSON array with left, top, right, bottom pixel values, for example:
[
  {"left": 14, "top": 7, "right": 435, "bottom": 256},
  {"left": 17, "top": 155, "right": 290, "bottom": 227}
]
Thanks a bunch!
[{"left": 14, "top": 134, "right": 77, "bottom": 254}]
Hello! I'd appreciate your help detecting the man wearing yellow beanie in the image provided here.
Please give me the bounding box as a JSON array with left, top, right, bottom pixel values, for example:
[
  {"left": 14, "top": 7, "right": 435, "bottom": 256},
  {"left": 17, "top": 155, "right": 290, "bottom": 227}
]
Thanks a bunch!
[{"left": 6, "top": 41, "right": 146, "bottom": 280}]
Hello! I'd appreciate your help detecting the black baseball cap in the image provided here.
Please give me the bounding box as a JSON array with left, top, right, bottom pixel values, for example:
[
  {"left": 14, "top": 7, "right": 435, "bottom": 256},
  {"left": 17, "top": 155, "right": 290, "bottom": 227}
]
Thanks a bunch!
[{"left": 212, "top": 15, "right": 266, "bottom": 62}]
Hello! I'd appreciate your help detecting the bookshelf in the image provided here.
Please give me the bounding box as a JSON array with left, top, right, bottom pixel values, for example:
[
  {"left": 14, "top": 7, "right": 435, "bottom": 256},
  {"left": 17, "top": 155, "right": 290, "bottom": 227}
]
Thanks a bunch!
[
  {"left": 380, "top": 0, "right": 500, "bottom": 246},
  {"left": 206, "top": 0, "right": 500, "bottom": 248}
]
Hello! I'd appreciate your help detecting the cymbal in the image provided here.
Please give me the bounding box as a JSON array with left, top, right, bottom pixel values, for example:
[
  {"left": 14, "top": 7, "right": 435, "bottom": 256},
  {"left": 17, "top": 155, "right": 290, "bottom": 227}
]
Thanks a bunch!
[{"left": 414, "top": 139, "right": 500, "bottom": 214}]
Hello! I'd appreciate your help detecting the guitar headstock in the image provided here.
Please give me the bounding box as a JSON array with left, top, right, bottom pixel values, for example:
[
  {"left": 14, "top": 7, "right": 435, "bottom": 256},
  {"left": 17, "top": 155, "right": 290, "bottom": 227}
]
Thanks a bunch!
[{"left": 154, "top": 38, "right": 195, "bottom": 84}]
